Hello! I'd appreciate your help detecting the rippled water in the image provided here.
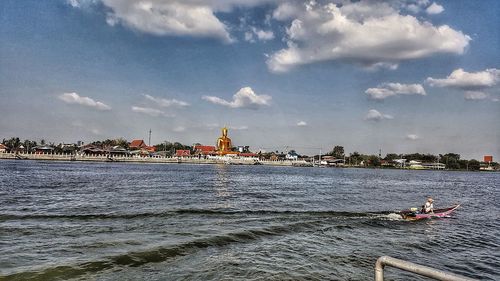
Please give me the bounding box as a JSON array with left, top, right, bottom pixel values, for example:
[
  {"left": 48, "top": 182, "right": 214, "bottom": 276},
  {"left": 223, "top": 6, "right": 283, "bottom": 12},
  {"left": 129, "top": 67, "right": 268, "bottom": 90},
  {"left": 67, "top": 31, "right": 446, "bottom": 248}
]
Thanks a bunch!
[{"left": 0, "top": 160, "right": 498, "bottom": 280}]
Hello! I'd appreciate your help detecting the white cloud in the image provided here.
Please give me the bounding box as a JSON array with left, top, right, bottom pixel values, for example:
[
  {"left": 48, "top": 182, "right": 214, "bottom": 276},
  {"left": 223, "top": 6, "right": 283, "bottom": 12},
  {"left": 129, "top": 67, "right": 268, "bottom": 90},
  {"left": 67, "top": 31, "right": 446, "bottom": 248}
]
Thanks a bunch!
[
  {"left": 426, "top": 68, "right": 500, "bottom": 90},
  {"left": 93, "top": 0, "right": 234, "bottom": 42},
  {"left": 229, "top": 125, "right": 249, "bottom": 130},
  {"left": 67, "top": 0, "right": 100, "bottom": 8},
  {"left": 173, "top": 126, "right": 186, "bottom": 132},
  {"left": 272, "top": 2, "right": 301, "bottom": 21},
  {"left": 244, "top": 27, "right": 275, "bottom": 43},
  {"left": 58, "top": 92, "right": 111, "bottom": 111},
  {"left": 405, "top": 4, "right": 421, "bottom": 14},
  {"left": 244, "top": 32, "right": 254, "bottom": 42},
  {"left": 406, "top": 134, "right": 419, "bottom": 140},
  {"left": 366, "top": 83, "right": 426, "bottom": 100},
  {"left": 267, "top": 1, "right": 470, "bottom": 72},
  {"left": 297, "top": 121, "right": 307, "bottom": 127},
  {"left": 364, "top": 109, "right": 393, "bottom": 121},
  {"left": 67, "top": 0, "right": 81, "bottom": 8},
  {"left": 253, "top": 27, "right": 274, "bottom": 41},
  {"left": 464, "top": 91, "right": 488, "bottom": 101},
  {"left": 131, "top": 106, "right": 172, "bottom": 117},
  {"left": 403, "top": 0, "right": 433, "bottom": 14},
  {"left": 202, "top": 87, "right": 271, "bottom": 109},
  {"left": 426, "top": 3, "right": 444, "bottom": 15},
  {"left": 143, "top": 94, "right": 189, "bottom": 108}
]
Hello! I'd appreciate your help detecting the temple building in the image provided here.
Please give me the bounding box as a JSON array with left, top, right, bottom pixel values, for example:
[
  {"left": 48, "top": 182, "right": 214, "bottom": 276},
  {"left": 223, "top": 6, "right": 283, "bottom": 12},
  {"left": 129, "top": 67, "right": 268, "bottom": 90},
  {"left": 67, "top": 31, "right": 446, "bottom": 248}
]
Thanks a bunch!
[{"left": 193, "top": 145, "right": 216, "bottom": 156}]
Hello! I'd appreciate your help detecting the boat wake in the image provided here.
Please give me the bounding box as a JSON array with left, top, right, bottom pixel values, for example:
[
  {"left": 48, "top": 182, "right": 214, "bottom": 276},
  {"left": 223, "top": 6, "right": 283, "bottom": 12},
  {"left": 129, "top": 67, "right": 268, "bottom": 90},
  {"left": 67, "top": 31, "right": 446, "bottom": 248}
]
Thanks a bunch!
[
  {"left": 379, "top": 213, "right": 404, "bottom": 221},
  {"left": 0, "top": 209, "right": 399, "bottom": 221}
]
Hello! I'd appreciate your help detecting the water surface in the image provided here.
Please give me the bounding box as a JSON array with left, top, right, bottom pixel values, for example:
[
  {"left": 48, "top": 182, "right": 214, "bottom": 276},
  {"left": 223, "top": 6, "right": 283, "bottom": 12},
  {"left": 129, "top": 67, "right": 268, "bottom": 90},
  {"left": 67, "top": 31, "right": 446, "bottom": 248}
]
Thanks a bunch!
[{"left": 0, "top": 160, "right": 498, "bottom": 280}]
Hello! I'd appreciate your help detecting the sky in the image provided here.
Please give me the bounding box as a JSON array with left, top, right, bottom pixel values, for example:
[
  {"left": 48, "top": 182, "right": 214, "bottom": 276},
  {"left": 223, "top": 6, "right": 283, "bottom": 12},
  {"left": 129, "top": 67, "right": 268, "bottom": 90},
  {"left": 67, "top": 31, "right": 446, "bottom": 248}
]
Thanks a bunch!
[{"left": 1, "top": 0, "right": 499, "bottom": 159}]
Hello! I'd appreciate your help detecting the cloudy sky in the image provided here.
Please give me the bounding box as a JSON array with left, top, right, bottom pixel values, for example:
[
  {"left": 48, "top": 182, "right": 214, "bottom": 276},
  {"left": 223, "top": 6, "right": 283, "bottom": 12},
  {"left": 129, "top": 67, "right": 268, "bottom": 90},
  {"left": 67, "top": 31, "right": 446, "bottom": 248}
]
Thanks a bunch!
[{"left": 1, "top": 0, "right": 499, "bottom": 159}]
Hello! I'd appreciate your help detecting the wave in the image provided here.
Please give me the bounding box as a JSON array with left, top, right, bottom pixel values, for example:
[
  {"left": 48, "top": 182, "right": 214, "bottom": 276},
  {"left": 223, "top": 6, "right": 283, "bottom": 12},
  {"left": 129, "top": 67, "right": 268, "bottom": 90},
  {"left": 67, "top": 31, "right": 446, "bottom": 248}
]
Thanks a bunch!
[
  {"left": 0, "top": 220, "right": 323, "bottom": 280},
  {"left": 0, "top": 209, "right": 395, "bottom": 221}
]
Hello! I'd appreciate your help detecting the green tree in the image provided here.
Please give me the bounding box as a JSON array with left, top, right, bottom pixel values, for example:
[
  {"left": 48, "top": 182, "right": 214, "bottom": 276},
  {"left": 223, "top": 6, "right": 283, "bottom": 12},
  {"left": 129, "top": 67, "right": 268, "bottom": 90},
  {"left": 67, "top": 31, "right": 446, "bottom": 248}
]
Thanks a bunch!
[
  {"left": 3, "top": 137, "right": 21, "bottom": 150},
  {"left": 440, "top": 153, "right": 460, "bottom": 169},
  {"left": 22, "top": 139, "right": 37, "bottom": 152},
  {"left": 115, "top": 138, "right": 129, "bottom": 149},
  {"left": 458, "top": 159, "right": 469, "bottom": 170},
  {"left": 384, "top": 153, "right": 399, "bottom": 161},
  {"left": 348, "top": 151, "right": 362, "bottom": 166},
  {"left": 468, "top": 159, "right": 480, "bottom": 171},
  {"left": 421, "top": 154, "right": 438, "bottom": 163},
  {"left": 403, "top": 153, "right": 424, "bottom": 162},
  {"left": 331, "top": 145, "right": 345, "bottom": 159},
  {"left": 102, "top": 139, "right": 114, "bottom": 147},
  {"left": 172, "top": 142, "right": 192, "bottom": 151}
]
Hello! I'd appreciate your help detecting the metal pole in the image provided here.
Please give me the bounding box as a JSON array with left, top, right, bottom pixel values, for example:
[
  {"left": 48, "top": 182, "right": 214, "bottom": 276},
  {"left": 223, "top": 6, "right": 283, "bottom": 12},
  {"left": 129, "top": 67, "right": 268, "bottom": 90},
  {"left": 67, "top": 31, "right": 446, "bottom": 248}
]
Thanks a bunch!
[
  {"left": 148, "top": 129, "right": 152, "bottom": 146},
  {"left": 375, "top": 256, "right": 477, "bottom": 281}
]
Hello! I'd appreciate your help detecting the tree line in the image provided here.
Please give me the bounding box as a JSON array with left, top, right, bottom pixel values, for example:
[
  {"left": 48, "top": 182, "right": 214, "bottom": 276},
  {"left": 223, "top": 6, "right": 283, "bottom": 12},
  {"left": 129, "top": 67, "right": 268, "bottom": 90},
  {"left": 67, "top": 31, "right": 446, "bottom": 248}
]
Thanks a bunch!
[
  {"left": 324, "top": 145, "right": 496, "bottom": 171},
  {"left": 1, "top": 137, "right": 192, "bottom": 155}
]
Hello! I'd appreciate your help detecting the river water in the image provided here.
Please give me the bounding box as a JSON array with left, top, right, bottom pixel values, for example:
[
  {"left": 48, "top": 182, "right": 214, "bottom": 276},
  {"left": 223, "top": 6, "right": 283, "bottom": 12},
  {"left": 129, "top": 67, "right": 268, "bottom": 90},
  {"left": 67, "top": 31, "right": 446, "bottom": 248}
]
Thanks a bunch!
[{"left": 0, "top": 160, "right": 498, "bottom": 280}]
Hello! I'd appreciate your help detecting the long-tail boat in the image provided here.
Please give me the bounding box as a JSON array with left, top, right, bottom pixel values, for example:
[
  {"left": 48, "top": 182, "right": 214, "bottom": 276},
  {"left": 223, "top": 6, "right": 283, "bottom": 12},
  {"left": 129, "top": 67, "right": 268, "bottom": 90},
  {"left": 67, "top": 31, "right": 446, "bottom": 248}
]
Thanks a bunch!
[{"left": 400, "top": 204, "right": 460, "bottom": 221}]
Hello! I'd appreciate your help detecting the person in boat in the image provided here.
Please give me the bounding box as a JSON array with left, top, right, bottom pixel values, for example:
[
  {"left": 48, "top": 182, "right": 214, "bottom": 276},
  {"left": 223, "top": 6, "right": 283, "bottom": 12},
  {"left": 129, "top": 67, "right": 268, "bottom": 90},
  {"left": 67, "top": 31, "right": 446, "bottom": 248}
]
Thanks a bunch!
[{"left": 422, "top": 197, "right": 434, "bottom": 214}]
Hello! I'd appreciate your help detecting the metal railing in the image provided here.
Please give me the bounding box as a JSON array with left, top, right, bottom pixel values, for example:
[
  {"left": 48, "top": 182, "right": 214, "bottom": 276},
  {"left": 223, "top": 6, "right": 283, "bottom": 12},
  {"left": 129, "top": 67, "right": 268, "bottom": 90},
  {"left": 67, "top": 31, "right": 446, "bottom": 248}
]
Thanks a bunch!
[{"left": 375, "top": 256, "right": 477, "bottom": 281}]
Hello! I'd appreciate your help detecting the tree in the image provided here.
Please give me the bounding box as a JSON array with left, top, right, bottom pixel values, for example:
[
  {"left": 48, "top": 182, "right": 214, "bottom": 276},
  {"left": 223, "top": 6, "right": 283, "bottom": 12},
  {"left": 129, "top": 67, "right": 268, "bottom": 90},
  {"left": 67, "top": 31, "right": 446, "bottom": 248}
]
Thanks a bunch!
[
  {"left": 115, "top": 138, "right": 129, "bottom": 149},
  {"left": 3, "top": 137, "right": 21, "bottom": 150},
  {"left": 384, "top": 153, "right": 399, "bottom": 161},
  {"left": 422, "top": 154, "right": 438, "bottom": 163},
  {"left": 173, "top": 142, "right": 191, "bottom": 151},
  {"left": 367, "top": 155, "right": 381, "bottom": 167},
  {"left": 349, "top": 151, "right": 362, "bottom": 166},
  {"left": 403, "top": 153, "right": 423, "bottom": 162},
  {"left": 102, "top": 139, "right": 114, "bottom": 147},
  {"left": 468, "top": 159, "right": 480, "bottom": 171},
  {"left": 332, "top": 145, "right": 345, "bottom": 159},
  {"left": 458, "top": 159, "right": 469, "bottom": 170},
  {"left": 440, "top": 153, "right": 460, "bottom": 169},
  {"left": 23, "top": 139, "right": 37, "bottom": 152}
]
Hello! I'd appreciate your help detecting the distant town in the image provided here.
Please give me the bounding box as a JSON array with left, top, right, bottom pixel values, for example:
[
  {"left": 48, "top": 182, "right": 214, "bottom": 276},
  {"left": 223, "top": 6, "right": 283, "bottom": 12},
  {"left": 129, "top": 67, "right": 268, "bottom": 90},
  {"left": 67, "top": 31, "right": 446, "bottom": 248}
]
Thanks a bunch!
[{"left": 0, "top": 127, "right": 497, "bottom": 171}]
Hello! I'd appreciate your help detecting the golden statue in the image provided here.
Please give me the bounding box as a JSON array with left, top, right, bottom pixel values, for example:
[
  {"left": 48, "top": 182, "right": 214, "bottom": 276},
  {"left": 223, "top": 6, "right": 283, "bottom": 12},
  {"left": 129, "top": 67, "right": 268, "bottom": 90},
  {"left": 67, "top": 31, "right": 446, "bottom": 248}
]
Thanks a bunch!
[{"left": 216, "top": 127, "right": 235, "bottom": 155}]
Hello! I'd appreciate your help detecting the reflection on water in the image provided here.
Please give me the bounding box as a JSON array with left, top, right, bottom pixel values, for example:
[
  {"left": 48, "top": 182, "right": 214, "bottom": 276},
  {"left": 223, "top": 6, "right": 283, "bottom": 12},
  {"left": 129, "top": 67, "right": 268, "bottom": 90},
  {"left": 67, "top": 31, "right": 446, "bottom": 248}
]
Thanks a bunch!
[{"left": 212, "top": 164, "right": 232, "bottom": 209}]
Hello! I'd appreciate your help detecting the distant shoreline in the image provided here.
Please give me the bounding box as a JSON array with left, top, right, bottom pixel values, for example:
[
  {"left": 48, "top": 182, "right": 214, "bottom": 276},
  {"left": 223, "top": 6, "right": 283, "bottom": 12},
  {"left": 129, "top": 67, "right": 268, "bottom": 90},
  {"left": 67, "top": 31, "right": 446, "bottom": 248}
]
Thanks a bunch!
[
  {"left": 1, "top": 152, "right": 497, "bottom": 172},
  {"left": 0, "top": 152, "right": 302, "bottom": 167}
]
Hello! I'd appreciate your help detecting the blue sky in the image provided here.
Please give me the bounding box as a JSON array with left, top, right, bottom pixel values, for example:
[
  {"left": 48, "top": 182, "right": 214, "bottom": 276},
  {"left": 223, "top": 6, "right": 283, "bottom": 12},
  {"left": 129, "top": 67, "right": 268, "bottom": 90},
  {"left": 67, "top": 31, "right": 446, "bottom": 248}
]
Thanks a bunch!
[{"left": 1, "top": 0, "right": 499, "bottom": 159}]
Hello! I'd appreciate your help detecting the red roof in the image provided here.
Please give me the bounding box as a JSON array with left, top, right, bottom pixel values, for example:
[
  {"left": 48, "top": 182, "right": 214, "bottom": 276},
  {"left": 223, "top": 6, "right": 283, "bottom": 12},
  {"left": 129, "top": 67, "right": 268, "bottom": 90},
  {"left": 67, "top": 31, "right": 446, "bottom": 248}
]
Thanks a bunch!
[
  {"left": 194, "top": 145, "right": 216, "bottom": 152},
  {"left": 130, "top": 139, "right": 147, "bottom": 149},
  {"left": 0, "top": 144, "right": 7, "bottom": 150},
  {"left": 146, "top": 146, "right": 156, "bottom": 152},
  {"left": 176, "top": 150, "right": 191, "bottom": 156}
]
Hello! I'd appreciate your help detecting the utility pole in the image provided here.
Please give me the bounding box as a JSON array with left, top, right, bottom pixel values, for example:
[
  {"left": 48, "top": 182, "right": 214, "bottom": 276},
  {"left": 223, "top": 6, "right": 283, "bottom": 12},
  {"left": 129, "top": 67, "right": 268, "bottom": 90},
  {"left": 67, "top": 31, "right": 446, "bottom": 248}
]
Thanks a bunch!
[{"left": 148, "top": 129, "right": 152, "bottom": 146}]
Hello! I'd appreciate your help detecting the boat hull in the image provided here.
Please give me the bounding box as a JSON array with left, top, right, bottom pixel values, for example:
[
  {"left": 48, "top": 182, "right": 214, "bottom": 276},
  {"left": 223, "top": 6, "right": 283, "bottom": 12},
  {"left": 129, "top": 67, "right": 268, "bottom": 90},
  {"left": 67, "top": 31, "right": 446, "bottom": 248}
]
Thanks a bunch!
[{"left": 400, "top": 205, "right": 460, "bottom": 221}]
